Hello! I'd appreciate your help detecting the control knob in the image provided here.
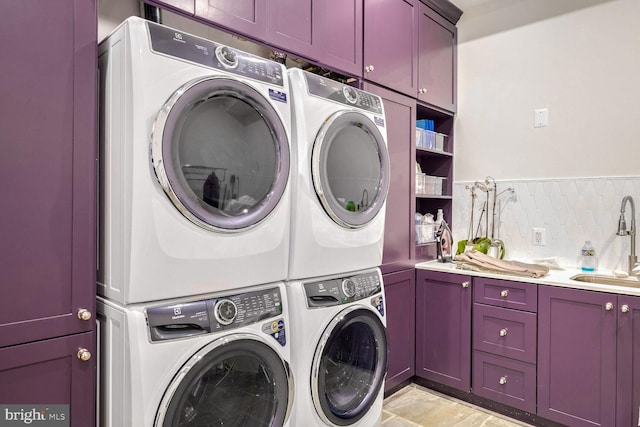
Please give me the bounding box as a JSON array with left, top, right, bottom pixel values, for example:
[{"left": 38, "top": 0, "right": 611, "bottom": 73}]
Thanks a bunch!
[
  {"left": 215, "top": 299, "right": 238, "bottom": 325},
  {"left": 342, "top": 279, "right": 357, "bottom": 299},
  {"left": 215, "top": 46, "right": 238, "bottom": 69},
  {"left": 343, "top": 86, "right": 359, "bottom": 104}
]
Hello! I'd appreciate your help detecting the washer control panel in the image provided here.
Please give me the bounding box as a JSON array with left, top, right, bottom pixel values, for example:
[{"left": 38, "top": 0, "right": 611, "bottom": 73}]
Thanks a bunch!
[
  {"left": 146, "top": 287, "right": 284, "bottom": 343},
  {"left": 304, "top": 71, "right": 383, "bottom": 114},
  {"left": 304, "top": 270, "right": 382, "bottom": 308},
  {"left": 147, "top": 21, "right": 284, "bottom": 87}
]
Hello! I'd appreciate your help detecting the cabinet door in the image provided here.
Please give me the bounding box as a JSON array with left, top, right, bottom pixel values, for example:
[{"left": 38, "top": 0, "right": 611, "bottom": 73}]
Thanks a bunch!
[
  {"left": 196, "top": 0, "right": 266, "bottom": 39},
  {"left": 363, "top": 0, "right": 418, "bottom": 97},
  {"left": 538, "top": 286, "right": 616, "bottom": 427},
  {"left": 150, "top": 0, "right": 196, "bottom": 15},
  {"left": 383, "top": 269, "right": 415, "bottom": 393},
  {"left": 266, "top": 0, "right": 316, "bottom": 59},
  {"left": 417, "top": 3, "right": 456, "bottom": 112},
  {"left": 0, "top": 332, "right": 96, "bottom": 426},
  {"left": 0, "top": 0, "right": 96, "bottom": 348},
  {"left": 415, "top": 270, "right": 471, "bottom": 391},
  {"left": 617, "top": 295, "right": 640, "bottom": 427},
  {"left": 363, "top": 84, "right": 415, "bottom": 273},
  {"left": 314, "top": 0, "right": 363, "bottom": 76}
]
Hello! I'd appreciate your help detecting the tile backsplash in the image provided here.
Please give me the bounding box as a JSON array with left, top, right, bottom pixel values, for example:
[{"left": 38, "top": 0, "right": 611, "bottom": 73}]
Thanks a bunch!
[{"left": 452, "top": 176, "right": 640, "bottom": 273}]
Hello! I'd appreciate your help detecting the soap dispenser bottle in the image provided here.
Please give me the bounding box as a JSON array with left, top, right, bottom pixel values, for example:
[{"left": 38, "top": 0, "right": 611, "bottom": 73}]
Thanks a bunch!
[
  {"left": 436, "top": 209, "right": 453, "bottom": 262},
  {"left": 579, "top": 240, "right": 597, "bottom": 272}
]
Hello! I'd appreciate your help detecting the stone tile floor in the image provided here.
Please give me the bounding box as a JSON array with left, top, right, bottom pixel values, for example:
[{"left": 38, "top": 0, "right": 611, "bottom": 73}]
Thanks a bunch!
[{"left": 382, "top": 384, "right": 532, "bottom": 427}]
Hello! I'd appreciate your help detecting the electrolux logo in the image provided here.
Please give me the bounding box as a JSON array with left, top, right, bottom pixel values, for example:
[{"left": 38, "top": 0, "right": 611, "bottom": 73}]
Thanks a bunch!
[{"left": 0, "top": 405, "right": 68, "bottom": 427}]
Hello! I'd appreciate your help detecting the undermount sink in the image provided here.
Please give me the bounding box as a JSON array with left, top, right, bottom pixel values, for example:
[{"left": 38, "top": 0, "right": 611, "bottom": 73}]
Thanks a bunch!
[{"left": 570, "top": 273, "right": 640, "bottom": 288}]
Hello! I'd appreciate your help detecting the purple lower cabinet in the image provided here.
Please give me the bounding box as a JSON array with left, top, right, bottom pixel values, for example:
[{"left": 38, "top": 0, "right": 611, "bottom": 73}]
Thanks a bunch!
[
  {"left": 0, "top": 332, "right": 96, "bottom": 426},
  {"left": 472, "top": 351, "right": 536, "bottom": 414},
  {"left": 384, "top": 269, "right": 416, "bottom": 393},
  {"left": 415, "top": 270, "right": 471, "bottom": 392},
  {"left": 537, "top": 286, "right": 616, "bottom": 427},
  {"left": 616, "top": 295, "right": 640, "bottom": 427}
]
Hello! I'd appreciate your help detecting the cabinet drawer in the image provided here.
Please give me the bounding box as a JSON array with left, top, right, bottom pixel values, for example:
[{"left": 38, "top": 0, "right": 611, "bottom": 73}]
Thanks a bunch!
[
  {"left": 473, "top": 351, "right": 536, "bottom": 414},
  {"left": 474, "top": 277, "right": 537, "bottom": 312},
  {"left": 473, "top": 304, "right": 537, "bottom": 363}
]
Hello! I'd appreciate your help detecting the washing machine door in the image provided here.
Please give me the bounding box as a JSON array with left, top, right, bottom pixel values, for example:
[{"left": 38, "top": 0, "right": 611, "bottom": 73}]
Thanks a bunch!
[
  {"left": 156, "top": 335, "right": 292, "bottom": 427},
  {"left": 311, "top": 110, "right": 390, "bottom": 229},
  {"left": 152, "top": 77, "right": 290, "bottom": 232},
  {"left": 311, "top": 306, "right": 388, "bottom": 426}
]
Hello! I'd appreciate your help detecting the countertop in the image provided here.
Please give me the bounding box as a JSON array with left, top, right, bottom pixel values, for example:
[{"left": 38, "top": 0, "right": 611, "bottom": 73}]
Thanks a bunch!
[{"left": 415, "top": 260, "right": 640, "bottom": 297}]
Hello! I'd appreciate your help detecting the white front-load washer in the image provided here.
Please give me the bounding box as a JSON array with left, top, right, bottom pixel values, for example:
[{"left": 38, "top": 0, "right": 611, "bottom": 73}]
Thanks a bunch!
[
  {"left": 97, "top": 282, "right": 293, "bottom": 427},
  {"left": 287, "top": 69, "right": 390, "bottom": 280},
  {"left": 98, "top": 17, "right": 292, "bottom": 304},
  {"left": 285, "top": 268, "right": 388, "bottom": 427}
]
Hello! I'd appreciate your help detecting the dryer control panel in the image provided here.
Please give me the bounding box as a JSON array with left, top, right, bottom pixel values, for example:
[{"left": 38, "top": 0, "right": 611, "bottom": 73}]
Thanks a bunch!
[
  {"left": 304, "top": 270, "right": 382, "bottom": 308},
  {"left": 146, "top": 287, "right": 284, "bottom": 342},
  {"left": 146, "top": 21, "right": 285, "bottom": 88},
  {"left": 303, "top": 71, "right": 383, "bottom": 114}
]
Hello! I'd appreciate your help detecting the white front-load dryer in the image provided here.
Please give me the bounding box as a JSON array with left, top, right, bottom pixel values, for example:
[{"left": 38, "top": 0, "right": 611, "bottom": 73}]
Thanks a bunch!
[
  {"left": 98, "top": 17, "right": 292, "bottom": 304},
  {"left": 287, "top": 69, "right": 390, "bottom": 280},
  {"left": 285, "top": 268, "right": 388, "bottom": 427},
  {"left": 97, "top": 283, "right": 293, "bottom": 427}
]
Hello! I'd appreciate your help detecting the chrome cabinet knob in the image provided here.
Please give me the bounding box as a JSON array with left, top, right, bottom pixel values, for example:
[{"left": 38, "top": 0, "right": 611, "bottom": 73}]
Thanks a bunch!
[
  {"left": 462, "top": 281, "right": 470, "bottom": 288},
  {"left": 499, "top": 376, "right": 507, "bottom": 385},
  {"left": 77, "top": 309, "right": 92, "bottom": 321},
  {"left": 499, "top": 328, "right": 508, "bottom": 337},
  {"left": 621, "top": 304, "right": 630, "bottom": 313},
  {"left": 500, "top": 290, "right": 509, "bottom": 298},
  {"left": 605, "top": 302, "right": 614, "bottom": 311},
  {"left": 418, "top": 88, "right": 427, "bottom": 94},
  {"left": 365, "top": 65, "right": 375, "bottom": 73},
  {"left": 77, "top": 348, "right": 91, "bottom": 361}
]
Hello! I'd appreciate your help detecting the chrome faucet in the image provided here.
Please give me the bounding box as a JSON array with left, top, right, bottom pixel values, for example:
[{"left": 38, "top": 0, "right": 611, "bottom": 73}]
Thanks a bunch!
[{"left": 617, "top": 195, "right": 639, "bottom": 276}]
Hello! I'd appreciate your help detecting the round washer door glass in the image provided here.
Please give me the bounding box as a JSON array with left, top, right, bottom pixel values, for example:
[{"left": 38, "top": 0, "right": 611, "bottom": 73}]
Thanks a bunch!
[
  {"left": 152, "top": 77, "right": 290, "bottom": 231},
  {"left": 312, "top": 307, "right": 388, "bottom": 426},
  {"left": 312, "top": 111, "right": 389, "bottom": 228},
  {"left": 156, "top": 338, "right": 291, "bottom": 427}
]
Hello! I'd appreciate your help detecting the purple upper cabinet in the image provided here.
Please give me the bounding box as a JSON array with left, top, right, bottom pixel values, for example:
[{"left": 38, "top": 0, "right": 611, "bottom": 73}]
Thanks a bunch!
[
  {"left": 266, "top": 0, "right": 317, "bottom": 59},
  {"left": 383, "top": 269, "right": 416, "bottom": 393},
  {"left": 363, "top": 83, "right": 415, "bottom": 274},
  {"left": 415, "top": 270, "right": 472, "bottom": 392},
  {"left": 417, "top": 3, "right": 456, "bottom": 112},
  {"left": 616, "top": 295, "right": 640, "bottom": 427},
  {"left": 0, "top": 0, "right": 97, "bottom": 348},
  {"left": 0, "top": 332, "right": 95, "bottom": 426},
  {"left": 364, "top": 0, "right": 419, "bottom": 97},
  {"left": 313, "top": 0, "right": 363, "bottom": 77},
  {"left": 151, "top": 0, "right": 196, "bottom": 15},
  {"left": 196, "top": 0, "right": 266, "bottom": 39},
  {"left": 538, "top": 286, "right": 616, "bottom": 427}
]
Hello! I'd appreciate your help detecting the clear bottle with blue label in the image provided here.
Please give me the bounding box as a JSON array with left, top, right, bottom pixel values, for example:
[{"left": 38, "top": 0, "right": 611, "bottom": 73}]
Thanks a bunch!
[{"left": 580, "top": 240, "right": 597, "bottom": 272}]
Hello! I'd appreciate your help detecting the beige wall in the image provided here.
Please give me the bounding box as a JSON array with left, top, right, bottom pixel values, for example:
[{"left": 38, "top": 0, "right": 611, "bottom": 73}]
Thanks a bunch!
[{"left": 454, "top": 0, "right": 640, "bottom": 181}]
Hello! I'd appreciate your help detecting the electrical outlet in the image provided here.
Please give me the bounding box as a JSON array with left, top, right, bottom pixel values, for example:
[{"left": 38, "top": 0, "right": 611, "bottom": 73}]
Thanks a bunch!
[
  {"left": 533, "top": 228, "right": 546, "bottom": 246},
  {"left": 534, "top": 108, "right": 548, "bottom": 128}
]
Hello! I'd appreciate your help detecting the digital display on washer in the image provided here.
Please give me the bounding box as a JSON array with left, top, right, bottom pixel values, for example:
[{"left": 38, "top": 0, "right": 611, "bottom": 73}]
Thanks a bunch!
[
  {"left": 303, "top": 72, "right": 383, "bottom": 114},
  {"left": 146, "top": 21, "right": 284, "bottom": 87},
  {"left": 304, "top": 271, "right": 382, "bottom": 308},
  {"left": 147, "top": 287, "right": 283, "bottom": 341}
]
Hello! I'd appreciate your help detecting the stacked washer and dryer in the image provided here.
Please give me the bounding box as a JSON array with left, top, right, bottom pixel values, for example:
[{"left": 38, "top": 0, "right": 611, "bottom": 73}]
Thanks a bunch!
[
  {"left": 97, "top": 16, "right": 391, "bottom": 427},
  {"left": 98, "top": 17, "right": 294, "bottom": 427},
  {"left": 285, "top": 69, "right": 391, "bottom": 427}
]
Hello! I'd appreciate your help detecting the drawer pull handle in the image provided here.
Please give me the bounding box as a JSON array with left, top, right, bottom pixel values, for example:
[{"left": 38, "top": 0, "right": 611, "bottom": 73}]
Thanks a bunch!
[
  {"left": 500, "top": 290, "right": 509, "bottom": 298},
  {"left": 621, "top": 304, "right": 630, "bottom": 313},
  {"left": 499, "top": 328, "right": 508, "bottom": 337},
  {"left": 605, "top": 302, "right": 614, "bottom": 311},
  {"left": 462, "top": 281, "right": 470, "bottom": 288},
  {"left": 499, "top": 376, "right": 507, "bottom": 385}
]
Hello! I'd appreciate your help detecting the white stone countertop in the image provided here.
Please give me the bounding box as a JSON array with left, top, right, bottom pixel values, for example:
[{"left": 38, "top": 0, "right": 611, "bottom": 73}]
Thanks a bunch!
[{"left": 415, "top": 260, "right": 640, "bottom": 297}]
